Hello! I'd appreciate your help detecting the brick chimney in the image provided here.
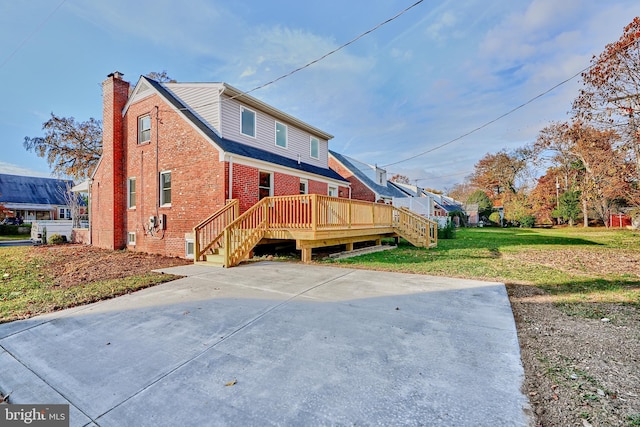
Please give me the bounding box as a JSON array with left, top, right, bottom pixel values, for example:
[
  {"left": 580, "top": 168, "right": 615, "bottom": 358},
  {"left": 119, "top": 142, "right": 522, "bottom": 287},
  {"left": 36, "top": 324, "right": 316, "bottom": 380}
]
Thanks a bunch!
[{"left": 93, "top": 71, "right": 130, "bottom": 249}]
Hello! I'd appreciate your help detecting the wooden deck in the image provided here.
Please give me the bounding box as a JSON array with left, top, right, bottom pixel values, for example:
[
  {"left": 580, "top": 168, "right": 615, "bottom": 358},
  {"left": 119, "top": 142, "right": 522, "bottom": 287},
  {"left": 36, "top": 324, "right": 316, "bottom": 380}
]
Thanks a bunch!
[{"left": 194, "top": 194, "right": 437, "bottom": 267}]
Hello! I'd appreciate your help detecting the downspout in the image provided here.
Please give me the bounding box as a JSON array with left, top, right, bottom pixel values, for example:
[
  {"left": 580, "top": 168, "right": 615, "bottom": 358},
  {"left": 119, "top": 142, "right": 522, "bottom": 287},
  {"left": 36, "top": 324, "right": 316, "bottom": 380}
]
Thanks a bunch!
[
  {"left": 228, "top": 156, "right": 233, "bottom": 200},
  {"left": 155, "top": 105, "right": 160, "bottom": 217},
  {"left": 88, "top": 178, "right": 93, "bottom": 245}
]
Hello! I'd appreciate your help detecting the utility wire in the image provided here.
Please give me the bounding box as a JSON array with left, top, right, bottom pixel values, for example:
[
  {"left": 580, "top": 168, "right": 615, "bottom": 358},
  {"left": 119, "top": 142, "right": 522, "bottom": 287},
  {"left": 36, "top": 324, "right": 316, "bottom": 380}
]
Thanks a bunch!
[
  {"left": 382, "top": 33, "right": 640, "bottom": 168},
  {"left": 175, "top": 0, "right": 425, "bottom": 111},
  {"left": 0, "top": 0, "right": 67, "bottom": 71},
  {"left": 382, "top": 67, "right": 589, "bottom": 168}
]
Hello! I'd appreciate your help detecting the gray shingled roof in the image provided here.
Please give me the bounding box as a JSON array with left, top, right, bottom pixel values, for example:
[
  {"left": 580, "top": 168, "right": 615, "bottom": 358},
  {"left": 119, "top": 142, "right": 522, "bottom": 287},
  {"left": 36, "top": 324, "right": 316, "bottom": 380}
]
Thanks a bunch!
[
  {"left": 0, "top": 174, "right": 72, "bottom": 205},
  {"left": 329, "top": 151, "right": 406, "bottom": 199}
]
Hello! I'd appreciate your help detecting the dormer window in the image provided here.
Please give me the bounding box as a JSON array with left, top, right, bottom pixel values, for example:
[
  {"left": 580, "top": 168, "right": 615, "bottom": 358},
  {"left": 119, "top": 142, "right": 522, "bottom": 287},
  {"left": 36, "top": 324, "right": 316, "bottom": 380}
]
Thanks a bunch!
[
  {"left": 310, "top": 137, "right": 319, "bottom": 159},
  {"left": 138, "top": 115, "right": 151, "bottom": 143},
  {"left": 275, "top": 122, "right": 287, "bottom": 148},
  {"left": 241, "top": 107, "right": 256, "bottom": 137}
]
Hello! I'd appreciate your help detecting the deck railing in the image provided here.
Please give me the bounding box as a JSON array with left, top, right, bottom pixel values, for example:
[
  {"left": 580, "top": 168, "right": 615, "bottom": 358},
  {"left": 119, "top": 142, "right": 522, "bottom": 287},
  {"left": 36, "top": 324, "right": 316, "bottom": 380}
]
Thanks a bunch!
[
  {"left": 193, "top": 199, "right": 239, "bottom": 262},
  {"left": 198, "top": 194, "right": 438, "bottom": 267}
]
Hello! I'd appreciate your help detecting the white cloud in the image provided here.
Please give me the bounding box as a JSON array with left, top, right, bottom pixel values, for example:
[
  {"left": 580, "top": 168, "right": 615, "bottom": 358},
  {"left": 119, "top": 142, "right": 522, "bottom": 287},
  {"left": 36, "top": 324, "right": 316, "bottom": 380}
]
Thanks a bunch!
[
  {"left": 426, "top": 11, "right": 457, "bottom": 41},
  {"left": 0, "top": 161, "right": 51, "bottom": 177}
]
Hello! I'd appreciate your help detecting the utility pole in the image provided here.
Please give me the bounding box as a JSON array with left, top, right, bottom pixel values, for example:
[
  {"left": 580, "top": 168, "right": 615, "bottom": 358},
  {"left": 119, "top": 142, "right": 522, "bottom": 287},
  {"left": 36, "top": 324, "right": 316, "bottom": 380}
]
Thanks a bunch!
[{"left": 556, "top": 176, "right": 560, "bottom": 225}]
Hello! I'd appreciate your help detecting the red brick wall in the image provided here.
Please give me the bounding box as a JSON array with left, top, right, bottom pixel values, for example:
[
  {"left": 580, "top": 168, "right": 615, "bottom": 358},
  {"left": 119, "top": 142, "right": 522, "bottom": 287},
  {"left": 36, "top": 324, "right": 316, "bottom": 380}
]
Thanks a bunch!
[
  {"left": 231, "top": 163, "right": 259, "bottom": 213},
  {"left": 274, "top": 172, "right": 300, "bottom": 196},
  {"left": 328, "top": 156, "right": 375, "bottom": 201},
  {"left": 91, "top": 74, "right": 130, "bottom": 250},
  {"left": 122, "top": 94, "right": 227, "bottom": 258},
  {"left": 308, "top": 180, "right": 328, "bottom": 195}
]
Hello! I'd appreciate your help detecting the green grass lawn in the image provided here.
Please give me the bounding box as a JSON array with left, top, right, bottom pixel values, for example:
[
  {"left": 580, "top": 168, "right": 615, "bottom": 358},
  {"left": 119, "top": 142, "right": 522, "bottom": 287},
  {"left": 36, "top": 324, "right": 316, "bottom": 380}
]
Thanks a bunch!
[{"left": 327, "top": 227, "right": 640, "bottom": 307}]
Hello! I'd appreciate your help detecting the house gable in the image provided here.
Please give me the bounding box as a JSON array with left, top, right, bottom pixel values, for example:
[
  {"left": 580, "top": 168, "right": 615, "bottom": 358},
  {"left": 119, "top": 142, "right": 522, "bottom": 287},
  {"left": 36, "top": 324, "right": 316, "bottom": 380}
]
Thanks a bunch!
[{"left": 143, "top": 77, "right": 347, "bottom": 185}]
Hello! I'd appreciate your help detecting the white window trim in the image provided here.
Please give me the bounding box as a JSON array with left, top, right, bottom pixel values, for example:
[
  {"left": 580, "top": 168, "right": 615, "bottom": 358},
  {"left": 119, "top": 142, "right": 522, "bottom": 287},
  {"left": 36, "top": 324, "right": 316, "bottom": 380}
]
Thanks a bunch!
[
  {"left": 240, "top": 106, "right": 257, "bottom": 138},
  {"left": 127, "top": 177, "right": 136, "bottom": 209},
  {"left": 275, "top": 122, "right": 288, "bottom": 148},
  {"left": 127, "top": 232, "right": 136, "bottom": 246},
  {"left": 328, "top": 186, "right": 338, "bottom": 197},
  {"left": 300, "top": 179, "right": 308, "bottom": 195},
  {"left": 138, "top": 115, "right": 151, "bottom": 144},
  {"left": 310, "top": 136, "right": 319, "bottom": 159},
  {"left": 258, "top": 170, "right": 273, "bottom": 199},
  {"left": 160, "top": 171, "right": 172, "bottom": 207}
]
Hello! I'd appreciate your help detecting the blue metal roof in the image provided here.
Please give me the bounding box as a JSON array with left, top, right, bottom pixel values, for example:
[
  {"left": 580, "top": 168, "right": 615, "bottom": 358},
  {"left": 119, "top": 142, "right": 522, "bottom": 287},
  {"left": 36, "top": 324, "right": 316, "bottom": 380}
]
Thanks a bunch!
[
  {"left": 145, "top": 77, "right": 348, "bottom": 183},
  {"left": 329, "top": 150, "right": 406, "bottom": 199},
  {"left": 0, "top": 174, "right": 73, "bottom": 205}
]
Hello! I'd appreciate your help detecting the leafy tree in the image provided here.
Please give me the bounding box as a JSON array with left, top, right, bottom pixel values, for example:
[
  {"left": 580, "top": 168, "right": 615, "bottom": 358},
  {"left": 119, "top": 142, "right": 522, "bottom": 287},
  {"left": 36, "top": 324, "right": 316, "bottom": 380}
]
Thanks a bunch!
[
  {"left": 503, "top": 192, "right": 534, "bottom": 226},
  {"left": 529, "top": 169, "right": 563, "bottom": 225},
  {"left": 390, "top": 174, "right": 410, "bottom": 184},
  {"left": 446, "top": 182, "right": 476, "bottom": 203},
  {"left": 469, "top": 149, "right": 529, "bottom": 199},
  {"left": 573, "top": 17, "right": 640, "bottom": 181},
  {"left": 569, "top": 122, "right": 635, "bottom": 226},
  {"left": 466, "top": 189, "right": 492, "bottom": 217},
  {"left": 24, "top": 113, "right": 102, "bottom": 180},
  {"left": 555, "top": 190, "right": 581, "bottom": 226},
  {"left": 534, "top": 122, "right": 583, "bottom": 192}
]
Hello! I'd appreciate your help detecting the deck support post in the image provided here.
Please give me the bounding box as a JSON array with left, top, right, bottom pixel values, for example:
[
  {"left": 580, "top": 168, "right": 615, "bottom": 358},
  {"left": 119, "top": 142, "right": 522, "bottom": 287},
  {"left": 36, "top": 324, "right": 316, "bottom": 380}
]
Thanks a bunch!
[
  {"left": 301, "top": 248, "right": 312, "bottom": 263},
  {"left": 345, "top": 242, "right": 354, "bottom": 251}
]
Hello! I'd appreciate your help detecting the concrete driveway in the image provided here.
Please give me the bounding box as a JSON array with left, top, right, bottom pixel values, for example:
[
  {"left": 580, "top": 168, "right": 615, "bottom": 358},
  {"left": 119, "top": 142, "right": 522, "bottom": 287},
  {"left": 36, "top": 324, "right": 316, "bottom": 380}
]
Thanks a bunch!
[{"left": 0, "top": 262, "right": 531, "bottom": 426}]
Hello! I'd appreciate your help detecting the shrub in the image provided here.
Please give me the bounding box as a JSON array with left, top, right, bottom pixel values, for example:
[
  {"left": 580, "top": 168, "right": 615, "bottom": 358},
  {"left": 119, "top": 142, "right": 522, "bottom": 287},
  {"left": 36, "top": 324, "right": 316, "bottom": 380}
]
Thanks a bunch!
[
  {"left": 438, "top": 221, "right": 456, "bottom": 239},
  {"left": 488, "top": 212, "right": 501, "bottom": 225},
  {"left": 519, "top": 215, "right": 536, "bottom": 228},
  {"left": 0, "top": 224, "right": 20, "bottom": 235},
  {"left": 48, "top": 234, "right": 67, "bottom": 245}
]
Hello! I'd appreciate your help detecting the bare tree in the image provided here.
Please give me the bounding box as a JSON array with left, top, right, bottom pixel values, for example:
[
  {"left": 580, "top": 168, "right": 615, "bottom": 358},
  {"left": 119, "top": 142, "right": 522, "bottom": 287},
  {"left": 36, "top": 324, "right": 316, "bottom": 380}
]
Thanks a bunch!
[{"left": 59, "top": 182, "right": 85, "bottom": 228}]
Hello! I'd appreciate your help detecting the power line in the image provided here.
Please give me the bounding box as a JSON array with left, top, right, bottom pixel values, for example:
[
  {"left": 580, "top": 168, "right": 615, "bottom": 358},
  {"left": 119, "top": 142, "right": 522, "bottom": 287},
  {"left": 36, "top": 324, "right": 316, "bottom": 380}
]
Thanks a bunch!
[
  {"left": 382, "top": 32, "right": 640, "bottom": 168},
  {"left": 175, "top": 0, "right": 425, "bottom": 111},
  {"left": 382, "top": 67, "right": 589, "bottom": 168},
  {"left": 0, "top": 0, "right": 67, "bottom": 71}
]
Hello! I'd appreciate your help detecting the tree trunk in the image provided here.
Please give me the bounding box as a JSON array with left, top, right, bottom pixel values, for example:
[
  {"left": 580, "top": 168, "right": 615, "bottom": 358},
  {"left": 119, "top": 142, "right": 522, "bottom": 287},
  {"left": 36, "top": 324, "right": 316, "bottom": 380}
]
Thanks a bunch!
[{"left": 583, "top": 199, "right": 589, "bottom": 227}]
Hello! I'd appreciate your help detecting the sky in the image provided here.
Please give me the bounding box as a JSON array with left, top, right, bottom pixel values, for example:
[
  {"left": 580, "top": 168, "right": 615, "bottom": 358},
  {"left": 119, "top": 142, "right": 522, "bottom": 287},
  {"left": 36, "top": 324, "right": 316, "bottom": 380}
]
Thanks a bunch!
[{"left": 1, "top": 0, "right": 639, "bottom": 191}]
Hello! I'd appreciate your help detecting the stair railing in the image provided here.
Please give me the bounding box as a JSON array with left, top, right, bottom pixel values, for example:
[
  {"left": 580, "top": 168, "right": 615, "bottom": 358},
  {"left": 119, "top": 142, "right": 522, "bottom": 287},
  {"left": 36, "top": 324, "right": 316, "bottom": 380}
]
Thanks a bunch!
[{"left": 193, "top": 199, "right": 239, "bottom": 262}]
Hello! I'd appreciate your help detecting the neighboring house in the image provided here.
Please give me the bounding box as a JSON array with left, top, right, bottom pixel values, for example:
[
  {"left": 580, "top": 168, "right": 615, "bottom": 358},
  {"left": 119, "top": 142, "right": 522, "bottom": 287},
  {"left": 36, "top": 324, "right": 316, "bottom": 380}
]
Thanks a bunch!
[
  {"left": 389, "top": 182, "right": 465, "bottom": 225},
  {"left": 91, "top": 72, "right": 349, "bottom": 258},
  {"left": 0, "top": 173, "right": 74, "bottom": 223},
  {"left": 328, "top": 151, "right": 406, "bottom": 203}
]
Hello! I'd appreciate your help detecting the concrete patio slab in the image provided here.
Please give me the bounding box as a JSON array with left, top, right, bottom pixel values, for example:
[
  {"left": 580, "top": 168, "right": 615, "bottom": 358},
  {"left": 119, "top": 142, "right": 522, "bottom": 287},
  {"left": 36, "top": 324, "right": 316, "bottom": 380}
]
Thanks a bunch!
[{"left": 0, "top": 262, "right": 531, "bottom": 426}]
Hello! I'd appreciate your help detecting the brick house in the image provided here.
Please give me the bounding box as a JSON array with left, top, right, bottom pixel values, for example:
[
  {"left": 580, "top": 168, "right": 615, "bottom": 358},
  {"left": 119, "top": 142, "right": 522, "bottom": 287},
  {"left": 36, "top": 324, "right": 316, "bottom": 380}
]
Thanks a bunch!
[
  {"left": 328, "top": 151, "right": 406, "bottom": 203},
  {"left": 91, "top": 72, "right": 349, "bottom": 258}
]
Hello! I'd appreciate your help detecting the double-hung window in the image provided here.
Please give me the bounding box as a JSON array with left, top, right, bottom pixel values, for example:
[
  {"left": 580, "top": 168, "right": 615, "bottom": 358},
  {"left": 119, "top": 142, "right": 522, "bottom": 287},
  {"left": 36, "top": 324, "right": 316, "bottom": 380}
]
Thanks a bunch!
[
  {"left": 310, "top": 137, "right": 319, "bottom": 159},
  {"left": 275, "top": 122, "right": 287, "bottom": 148},
  {"left": 127, "top": 177, "right": 136, "bottom": 209},
  {"left": 138, "top": 115, "right": 151, "bottom": 143},
  {"left": 299, "top": 179, "right": 308, "bottom": 195},
  {"left": 241, "top": 107, "right": 256, "bottom": 137},
  {"left": 160, "top": 171, "right": 171, "bottom": 206},
  {"left": 259, "top": 171, "right": 272, "bottom": 200}
]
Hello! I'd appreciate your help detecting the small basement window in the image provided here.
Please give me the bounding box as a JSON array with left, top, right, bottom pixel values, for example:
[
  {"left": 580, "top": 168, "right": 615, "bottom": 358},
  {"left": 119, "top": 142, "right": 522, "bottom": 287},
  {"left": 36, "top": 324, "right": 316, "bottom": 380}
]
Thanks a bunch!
[{"left": 185, "top": 238, "right": 195, "bottom": 259}]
